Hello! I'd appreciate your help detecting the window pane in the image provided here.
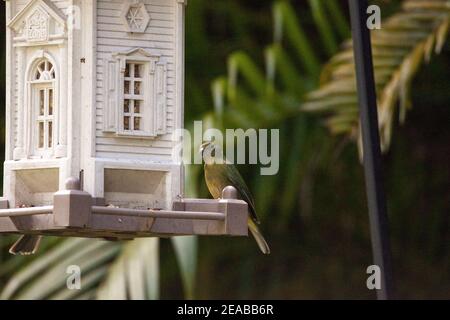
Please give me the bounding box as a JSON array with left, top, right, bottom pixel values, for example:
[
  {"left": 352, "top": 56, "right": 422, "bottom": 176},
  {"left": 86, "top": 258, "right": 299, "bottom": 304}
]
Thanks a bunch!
[
  {"left": 134, "top": 64, "right": 141, "bottom": 78},
  {"left": 48, "top": 121, "right": 53, "bottom": 148},
  {"left": 48, "top": 89, "right": 53, "bottom": 115},
  {"left": 134, "top": 117, "right": 141, "bottom": 131},
  {"left": 124, "top": 81, "right": 130, "bottom": 94},
  {"left": 124, "top": 99, "right": 130, "bottom": 113},
  {"left": 134, "top": 100, "right": 140, "bottom": 114},
  {"left": 134, "top": 81, "right": 141, "bottom": 95},
  {"left": 47, "top": 62, "right": 53, "bottom": 72},
  {"left": 124, "top": 116, "right": 130, "bottom": 130},
  {"left": 39, "top": 90, "right": 45, "bottom": 116},
  {"left": 38, "top": 122, "right": 44, "bottom": 148},
  {"left": 125, "top": 63, "right": 131, "bottom": 78}
]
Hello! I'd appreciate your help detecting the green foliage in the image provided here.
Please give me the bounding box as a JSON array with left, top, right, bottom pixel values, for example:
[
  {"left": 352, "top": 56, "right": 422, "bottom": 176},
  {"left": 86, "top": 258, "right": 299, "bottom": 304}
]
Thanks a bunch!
[
  {"left": 304, "top": 0, "right": 450, "bottom": 152},
  {"left": 1, "top": 238, "right": 119, "bottom": 299},
  {"left": 172, "top": 236, "right": 198, "bottom": 299},
  {"left": 97, "top": 239, "right": 159, "bottom": 300},
  {"left": 209, "top": 0, "right": 349, "bottom": 224},
  {"left": 192, "top": 0, "right": 450, "bottom": 299}
]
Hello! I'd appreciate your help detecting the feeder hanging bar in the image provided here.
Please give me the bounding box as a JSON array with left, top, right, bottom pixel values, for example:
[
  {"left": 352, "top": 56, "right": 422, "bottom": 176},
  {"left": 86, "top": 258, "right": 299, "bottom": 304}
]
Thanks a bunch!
[
  {"left": 0, "top": 206, "right": 227, "bottom": 221},
  {"left": 91, "top": 206, "right": 227, "bottom": 221},
  {"left": 0, "top": 206, "right": 54, "bottom": 218}
]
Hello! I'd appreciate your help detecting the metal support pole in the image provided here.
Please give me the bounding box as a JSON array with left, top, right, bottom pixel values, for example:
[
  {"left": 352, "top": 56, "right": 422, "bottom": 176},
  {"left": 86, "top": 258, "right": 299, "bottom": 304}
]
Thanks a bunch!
[{"left": 348, "top": 0, "right": 393, "bottom": 299}]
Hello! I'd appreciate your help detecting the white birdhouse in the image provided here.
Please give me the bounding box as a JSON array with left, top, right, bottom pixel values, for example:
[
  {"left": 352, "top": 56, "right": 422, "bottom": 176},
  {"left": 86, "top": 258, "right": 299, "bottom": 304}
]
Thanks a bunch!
[
  {"left": 2, "top": 0, "right": 187, "bottom": 210},
  {"left": 0, "top": 0, "right": 249, "bottom": 240}
]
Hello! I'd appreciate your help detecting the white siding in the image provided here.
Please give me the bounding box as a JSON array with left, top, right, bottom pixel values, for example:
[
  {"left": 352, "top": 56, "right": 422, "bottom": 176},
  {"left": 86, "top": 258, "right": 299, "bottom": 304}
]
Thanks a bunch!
[
  {"left": 12, "top": 0, "right": 30, "bottom": 15},
  {"left": 96, "top": 0, "right": 177, "bottom": 160}
]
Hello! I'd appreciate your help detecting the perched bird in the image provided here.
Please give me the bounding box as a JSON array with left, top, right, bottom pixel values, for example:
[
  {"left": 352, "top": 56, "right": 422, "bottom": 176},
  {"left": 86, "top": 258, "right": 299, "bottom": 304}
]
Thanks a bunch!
[
  {"left": 9, "top": 235, "right": 42, "bottom": 255},
  {"left": 200, "top": 141, "right": 270, "bottom": 254}
]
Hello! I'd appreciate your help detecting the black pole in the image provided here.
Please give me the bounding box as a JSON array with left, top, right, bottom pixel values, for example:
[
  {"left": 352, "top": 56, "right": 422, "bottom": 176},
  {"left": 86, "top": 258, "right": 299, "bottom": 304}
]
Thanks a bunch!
[{"left": 348, "top": 0, "right": 393, "bottom": 300}]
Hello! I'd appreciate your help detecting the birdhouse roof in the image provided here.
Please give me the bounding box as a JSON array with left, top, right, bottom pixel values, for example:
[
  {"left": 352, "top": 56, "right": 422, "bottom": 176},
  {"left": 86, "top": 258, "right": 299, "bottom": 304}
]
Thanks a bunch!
[{"left": 8, "top": 0, "right": 66, "bottom": 31}]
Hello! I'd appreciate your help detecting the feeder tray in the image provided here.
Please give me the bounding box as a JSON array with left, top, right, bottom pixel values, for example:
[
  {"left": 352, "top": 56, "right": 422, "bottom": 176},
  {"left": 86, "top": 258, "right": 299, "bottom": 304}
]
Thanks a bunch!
[{"left": 0, "top": 178, "right": 249, "bottom": 240}]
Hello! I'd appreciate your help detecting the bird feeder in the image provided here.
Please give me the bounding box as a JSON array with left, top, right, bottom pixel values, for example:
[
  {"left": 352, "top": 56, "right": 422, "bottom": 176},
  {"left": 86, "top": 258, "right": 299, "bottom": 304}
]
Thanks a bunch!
[{"left": 0, "top": 0, "right": 249, "bottom": 240}]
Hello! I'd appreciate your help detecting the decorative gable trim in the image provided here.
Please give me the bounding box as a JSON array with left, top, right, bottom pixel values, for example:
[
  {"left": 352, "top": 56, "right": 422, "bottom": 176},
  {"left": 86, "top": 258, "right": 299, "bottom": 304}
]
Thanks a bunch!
[
  {"left": 8, "top": 0, "right": 66, "bottom": 32},
  {"left": 26, "top": 6, "right": 50, "bottom": 42},
  {"left": 112, "top": 48, "right": 162, "bottom": 75},
  {"left": 113, "top": 48, "right": 162, "bottom": 59},
  {"left": 8, "top": 0, "right": 67, "bottom": 47}
]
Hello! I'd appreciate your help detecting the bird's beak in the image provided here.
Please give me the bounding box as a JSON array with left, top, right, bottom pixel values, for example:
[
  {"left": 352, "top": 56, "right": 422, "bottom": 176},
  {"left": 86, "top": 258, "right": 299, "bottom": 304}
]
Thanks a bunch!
[{"left": 199, "top": 142, "right": 210, "bottom": 155}]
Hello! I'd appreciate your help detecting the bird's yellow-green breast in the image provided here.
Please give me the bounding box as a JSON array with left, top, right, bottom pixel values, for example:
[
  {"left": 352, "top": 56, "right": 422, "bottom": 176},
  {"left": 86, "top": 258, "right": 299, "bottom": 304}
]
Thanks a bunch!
[{"left": 201, "top": 141, "right": 270, "bottom": 254}]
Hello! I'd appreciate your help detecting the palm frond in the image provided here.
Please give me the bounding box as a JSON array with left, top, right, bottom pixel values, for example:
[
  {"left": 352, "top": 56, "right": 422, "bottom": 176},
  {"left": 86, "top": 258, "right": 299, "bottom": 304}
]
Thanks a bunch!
[
  {"left": 172, "top": 236, "right": 198, "bottom": 299},
  {"left": 97, "top": 239, "right": 159, "bottom": 300},
  {"left": 1, "top": 238, "right": 120, "bottom": 300},
  {"left": 215, "top": 0, "right": 348, "bottom": 130},
  {"left": 303, "top": 0, "right": 450, "bottom": 151}
]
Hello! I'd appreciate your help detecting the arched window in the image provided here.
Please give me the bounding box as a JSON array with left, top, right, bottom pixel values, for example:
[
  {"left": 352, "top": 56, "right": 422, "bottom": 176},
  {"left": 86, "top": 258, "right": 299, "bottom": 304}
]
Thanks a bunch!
[
  {"left": 33, "top": 60, "right": 56, "bottom": 81},
  {"left": 29, "top": 59, "right": 56, "bottom": 157}
]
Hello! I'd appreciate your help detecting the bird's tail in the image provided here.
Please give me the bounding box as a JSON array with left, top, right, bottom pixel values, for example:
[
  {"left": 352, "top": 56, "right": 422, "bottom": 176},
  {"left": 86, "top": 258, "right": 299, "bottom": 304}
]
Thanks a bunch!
[
  {"left": 248, "top": 218, "right": 270, "bottom": 255},
  {"left": 9, "top": 235, "right": 42, "bottom": 256}
]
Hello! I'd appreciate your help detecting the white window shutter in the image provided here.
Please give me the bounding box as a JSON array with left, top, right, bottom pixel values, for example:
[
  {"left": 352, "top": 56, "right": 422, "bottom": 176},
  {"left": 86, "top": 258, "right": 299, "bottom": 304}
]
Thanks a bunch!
[
  {"left": 103, "top": 59, "right": 118, "bottom": 132},
  {"left": 155, "top": 62, "right": 167, "bottom": 135}
]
